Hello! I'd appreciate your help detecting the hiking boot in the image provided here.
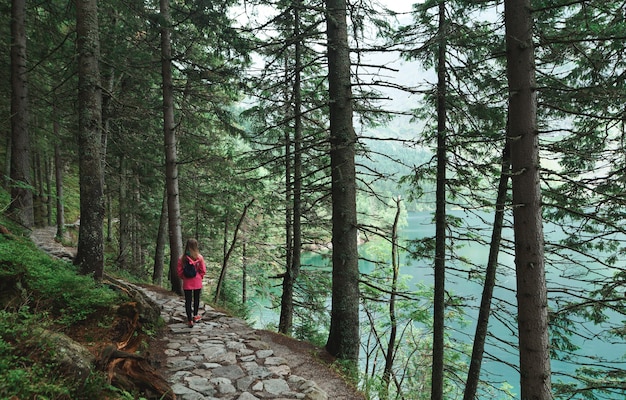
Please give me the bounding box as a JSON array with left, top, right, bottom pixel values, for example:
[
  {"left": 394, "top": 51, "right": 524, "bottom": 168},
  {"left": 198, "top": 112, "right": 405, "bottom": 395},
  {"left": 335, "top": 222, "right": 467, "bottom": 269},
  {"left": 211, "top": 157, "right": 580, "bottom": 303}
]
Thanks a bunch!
[
  {"left": 193, "top": 315, "right": 201, "bottom": 323},
  {"left": 188, "top": 320, "right": 194, "bottom": 328}
]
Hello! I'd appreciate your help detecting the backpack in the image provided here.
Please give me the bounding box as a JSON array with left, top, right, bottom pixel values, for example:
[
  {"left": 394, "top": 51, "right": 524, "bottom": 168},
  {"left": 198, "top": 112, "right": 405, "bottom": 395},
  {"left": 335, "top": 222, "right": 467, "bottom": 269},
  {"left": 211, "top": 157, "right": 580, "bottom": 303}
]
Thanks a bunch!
[{"left": 182, "top": 256, "right": 197, "bottom": 278}]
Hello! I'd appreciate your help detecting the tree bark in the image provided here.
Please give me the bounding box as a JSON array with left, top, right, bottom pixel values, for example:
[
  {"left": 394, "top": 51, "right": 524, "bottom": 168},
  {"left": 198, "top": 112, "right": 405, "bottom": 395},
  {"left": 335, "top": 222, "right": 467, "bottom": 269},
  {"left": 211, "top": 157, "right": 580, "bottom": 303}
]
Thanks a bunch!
[
  {"left": 54, "top": 114, "right": 65, "bottom": 240},
  {"left": 463, "top": 136, "right": 511, "bottom": 400},
  {"left": 132, "top": 176, "right": 142, "bottom": 274},
  {"left": 214, "top": 199, "right": 255, "bottom": 303},
  {"left": 3, "top": 135, "right": 11, "bottom": 190},
  {"left": 279, "top": 0, "right": 304, "bottom": 336},
  {"left": 504, "top": 0, "right": 552, "bottom": 398},
  {"left": 432, "top": 2, "right": 447, "bottom": 398},
  {"left": 383, "top": 197, "right": 402, "bottom": 390},
  {"left": 51, "top": 87, "right": 66, "bottom": 240},
  {"left": 160, "top": 0, "right": 183, "bottom": 295},
  {"left": 44, "top": 154, "right": 52, "bottom": 226},
  {"left": 279, "top": 55, "right": 294, "bottom": 335},
  {"left": 74, "top": 0, "right": 105, "bottom": 280},
  {"left": 324, "top": 0, "right": 360, "bottom": 364},
  {"left": 152, "top": 188, "right": 168, "bottom": 285},
  {"left": 242, "top": 241, "right": 248, "bottom": 304},
  {"left": 9, "top": 0, "right": 34, "bottom": 228},
  {"left": 101, "top": 67, "right": 114, "bottom": 244},
  {"left": 118, "top": 154, "right": 129, "bottom": 270},
  {"left": 291, "top": 0, "right": 303, "bottom": 338},
  {"left": 33, "top": 151, "right": 45, "bottom": 227}
]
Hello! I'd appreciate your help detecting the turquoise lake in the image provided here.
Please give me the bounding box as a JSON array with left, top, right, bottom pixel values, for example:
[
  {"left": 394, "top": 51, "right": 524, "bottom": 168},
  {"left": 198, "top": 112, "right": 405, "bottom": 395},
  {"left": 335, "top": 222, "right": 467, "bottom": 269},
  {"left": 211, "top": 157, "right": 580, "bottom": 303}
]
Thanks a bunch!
[{"left": 249, "top": 209, "right": 626, "bottom": 398}]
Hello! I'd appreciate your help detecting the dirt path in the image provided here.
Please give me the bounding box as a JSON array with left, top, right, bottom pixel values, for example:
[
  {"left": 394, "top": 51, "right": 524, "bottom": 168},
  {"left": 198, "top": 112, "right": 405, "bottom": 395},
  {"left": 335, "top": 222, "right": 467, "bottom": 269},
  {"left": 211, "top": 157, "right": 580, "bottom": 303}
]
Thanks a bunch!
[{"left": 255, "top": 329, "right": 365, "bottom": 399}]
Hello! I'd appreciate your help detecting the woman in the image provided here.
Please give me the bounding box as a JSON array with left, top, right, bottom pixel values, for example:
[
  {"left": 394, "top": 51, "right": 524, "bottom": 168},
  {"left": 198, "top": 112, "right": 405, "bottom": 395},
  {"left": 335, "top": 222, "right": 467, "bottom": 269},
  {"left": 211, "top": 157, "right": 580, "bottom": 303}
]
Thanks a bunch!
[{"left": 176, "top": 238, "right": 207, "bottom": 327}]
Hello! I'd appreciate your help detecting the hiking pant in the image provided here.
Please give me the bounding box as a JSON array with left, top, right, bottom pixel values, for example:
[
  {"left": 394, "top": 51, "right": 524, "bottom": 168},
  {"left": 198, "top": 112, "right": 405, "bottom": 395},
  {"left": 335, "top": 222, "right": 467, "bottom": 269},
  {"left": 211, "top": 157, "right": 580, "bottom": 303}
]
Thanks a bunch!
[{"left": 184, "top": 289, "right": 201, "bottom": 321}]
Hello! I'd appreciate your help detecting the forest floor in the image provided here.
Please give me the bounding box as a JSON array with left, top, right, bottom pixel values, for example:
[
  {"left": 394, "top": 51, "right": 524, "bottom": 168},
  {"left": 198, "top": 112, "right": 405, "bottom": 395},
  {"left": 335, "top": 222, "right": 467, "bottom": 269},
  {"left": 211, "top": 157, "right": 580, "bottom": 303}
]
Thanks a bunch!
[{"left": 30, "top": 226, "right": 366, "bottom": 400}]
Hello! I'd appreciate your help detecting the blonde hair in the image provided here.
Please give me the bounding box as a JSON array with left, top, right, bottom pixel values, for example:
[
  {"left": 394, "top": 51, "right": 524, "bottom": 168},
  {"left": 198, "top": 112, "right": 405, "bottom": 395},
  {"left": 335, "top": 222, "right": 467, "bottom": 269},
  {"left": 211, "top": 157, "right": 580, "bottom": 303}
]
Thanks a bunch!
[{"left": 184, "top": 238, "right": 200, "bottom": 260}]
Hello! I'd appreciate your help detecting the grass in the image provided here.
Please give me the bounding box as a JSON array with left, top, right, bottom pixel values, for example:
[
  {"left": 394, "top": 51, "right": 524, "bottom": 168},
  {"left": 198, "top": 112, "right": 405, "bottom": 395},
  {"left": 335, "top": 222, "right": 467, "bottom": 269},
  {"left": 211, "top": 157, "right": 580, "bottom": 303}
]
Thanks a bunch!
[
  {"left": 0, "top": 309, "right": 114, "bottom": 400},
  {"left": 0, "top": 226, "right": 120, "bottom": 324},
  {"left": 0, "top": 203, "right": 140, "bottom": 399}
]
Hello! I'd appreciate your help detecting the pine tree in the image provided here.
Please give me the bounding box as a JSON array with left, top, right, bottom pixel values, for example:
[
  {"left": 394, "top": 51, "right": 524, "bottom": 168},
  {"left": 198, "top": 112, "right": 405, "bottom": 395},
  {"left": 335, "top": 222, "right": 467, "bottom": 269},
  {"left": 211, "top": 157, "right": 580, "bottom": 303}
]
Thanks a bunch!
[
  {"left": 505, "top": 0, "right": 552, "bottom": 397},
  {"left": 325, "top": 0, "right": 360, "bottom": 364},
  {"left": 74, "top": 0, "right": 105, "bottom": 280},
  {"left": 9, "top": 0, "right": 34, "bottom": 228}
]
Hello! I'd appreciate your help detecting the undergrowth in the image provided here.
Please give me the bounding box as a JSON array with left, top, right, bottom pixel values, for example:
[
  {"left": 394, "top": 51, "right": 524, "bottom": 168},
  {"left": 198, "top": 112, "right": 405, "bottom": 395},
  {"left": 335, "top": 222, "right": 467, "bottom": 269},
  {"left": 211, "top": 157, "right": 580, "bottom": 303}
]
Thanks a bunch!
[
  {"left": 0, "top": 213, "right": 128, "bottom": 398},
  {"left": 0, "top": 309, "right": 112, "bottom": 399},
  {"left": 0, "top": 228, "right": 121, "bottom": 325}
]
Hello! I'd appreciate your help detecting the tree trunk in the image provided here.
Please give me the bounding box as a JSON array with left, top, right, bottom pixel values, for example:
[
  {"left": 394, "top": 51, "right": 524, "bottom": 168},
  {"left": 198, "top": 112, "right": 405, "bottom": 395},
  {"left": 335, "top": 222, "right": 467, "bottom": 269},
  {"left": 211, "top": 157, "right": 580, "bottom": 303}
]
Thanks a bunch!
[
  {"left": 52, "top": 96, "right": 65, "bottom": 240},
  {"left": 214, "top": 199, "right": 255, "bottom": 303},
  {"left": 9, "top": 0, "right": 34, "bottom": 228},
  {"left": 504, "top": 0, "right": 552, "bottom": 398},
  {"left": 106, "top": 191, "right": 112, "bottom": 242},
  {"left": 33, "top": 151, "right": 45, "bottom": 227},
  {"left": 3, "top": 135, "right": 11, "bottom": 190},
  {"left": 132, "top": 176, "right": 142, "bottom": 274},
  {"left": 279, "top": 0, "right": 304, "bottom": 336},
  {"left": 102, "top": 67, "right": 114, "bottom": 244},
  {"left": 152, "top": 188, "right": 168, "bottom": 285},
  {"left": 279, "top": 87, "right": 294, "bottom": 333},
  {"left": 118, "top": 154, "right": 129, "bottom": 270},
  {"left": 160, "top": 0, "right": 183, "bottom": 295},
  {"left": 242, "top": 241, "right": 248, "bottom": 304},
  {"left": 463, "top": 135, "right": 511, "bottom": 400},
  {"left": 432, "top": 2, "right": 447, "bottom": 398},
  {"left": 54, "top": 117, "right": 65, "bottom": 240},
  {"left": 383, "top": 197, "right": 402, "bottom": 390},
  {"left": 74, "top": 0, "right": 105, "bottom": 280},
  {"left": 291, "top": 0, "right": 303, "bottom": 338},
  {"left": 101, "top": 67, "right": 113, "bottom": 179},
  {"left": 324, "top": 0, "right": 360, "bottom": 364},
  {"left": 44, "top": 155, "right": 52, "bottom": 226}
]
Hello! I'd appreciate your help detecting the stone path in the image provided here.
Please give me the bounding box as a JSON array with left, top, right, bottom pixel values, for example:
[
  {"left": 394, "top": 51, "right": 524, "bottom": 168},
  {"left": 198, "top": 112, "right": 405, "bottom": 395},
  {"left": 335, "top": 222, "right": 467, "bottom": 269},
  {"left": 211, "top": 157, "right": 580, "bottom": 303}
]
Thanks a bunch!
[
  {"left": 128, "top": 283, "right": 328, "bottom": 400},
  {"left": 30, "top": 225, "right": 76, "bottom": 261}
]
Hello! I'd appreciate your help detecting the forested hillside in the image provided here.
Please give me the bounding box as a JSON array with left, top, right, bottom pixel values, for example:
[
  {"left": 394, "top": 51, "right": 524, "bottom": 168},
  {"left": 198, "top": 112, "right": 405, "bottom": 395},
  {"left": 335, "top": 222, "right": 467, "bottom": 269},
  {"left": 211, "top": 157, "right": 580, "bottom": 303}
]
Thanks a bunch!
[
  {"left": 2, "top": 0, "right": 626, "bottom": 399},
  {"left": 0, "top": 189, "right": 154, "bottom": 398}
]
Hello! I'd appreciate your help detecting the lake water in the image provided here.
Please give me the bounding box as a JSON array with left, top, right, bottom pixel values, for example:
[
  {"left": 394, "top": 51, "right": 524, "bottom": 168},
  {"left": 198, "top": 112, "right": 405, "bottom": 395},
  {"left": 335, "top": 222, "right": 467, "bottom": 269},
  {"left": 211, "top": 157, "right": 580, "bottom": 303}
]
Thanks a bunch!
[
  {"left": 249, "top": 209, "right": 626, "bottom": 399},
  {"left": 399, "top": 210, "right": 626, "bottom": 398}
]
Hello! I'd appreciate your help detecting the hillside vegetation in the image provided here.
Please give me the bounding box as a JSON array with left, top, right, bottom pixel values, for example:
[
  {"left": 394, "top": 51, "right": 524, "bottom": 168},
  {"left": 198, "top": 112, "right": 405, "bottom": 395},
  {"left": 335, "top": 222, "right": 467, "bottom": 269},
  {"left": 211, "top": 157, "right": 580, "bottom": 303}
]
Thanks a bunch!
[{"left": 0, "top": 189, "right": 167, "bottom": 399}]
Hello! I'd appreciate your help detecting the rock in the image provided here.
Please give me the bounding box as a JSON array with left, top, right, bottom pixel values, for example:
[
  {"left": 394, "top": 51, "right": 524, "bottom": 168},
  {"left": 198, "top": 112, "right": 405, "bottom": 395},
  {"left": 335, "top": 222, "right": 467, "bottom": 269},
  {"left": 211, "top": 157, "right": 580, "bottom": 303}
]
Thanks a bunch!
[
  {"left": 237, "top": 392, "right": 260, "bottom": 400},
  {"left": 262, "top": 378, "right": 291, "bottom": 395},
  {"left": 44, "top": 330, "right": 95, "bottom": 383}
]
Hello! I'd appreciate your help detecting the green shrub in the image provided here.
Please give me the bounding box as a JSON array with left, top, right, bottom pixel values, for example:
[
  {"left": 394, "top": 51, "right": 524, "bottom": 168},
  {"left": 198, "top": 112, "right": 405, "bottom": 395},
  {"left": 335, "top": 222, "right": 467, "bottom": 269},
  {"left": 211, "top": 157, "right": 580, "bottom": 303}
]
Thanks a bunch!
[
  {"left": 214, "top": 280, "right": 251, "bottom": 321},
  {"left": 0, "top": 308, "right": 118, "bottom": 399},
  {"left": 0, "top": 310, "right": 71, "bottom": 399},
  {"left": 0, "top": 190, "right": 128, "bottom": 399},
  {"left": 0, "top": 189, "right": 10, "bottom": 212},
  {"left": 0, "top": 224, "right": 122, "bottom": 325}
]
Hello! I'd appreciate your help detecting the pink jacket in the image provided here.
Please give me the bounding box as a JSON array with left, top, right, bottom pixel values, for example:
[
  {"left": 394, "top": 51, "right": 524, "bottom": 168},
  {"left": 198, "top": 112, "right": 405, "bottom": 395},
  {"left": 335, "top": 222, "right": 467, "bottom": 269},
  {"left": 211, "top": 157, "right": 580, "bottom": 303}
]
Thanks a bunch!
[{"left": 176, "top": 254, "right": 206, "bottom": 290}]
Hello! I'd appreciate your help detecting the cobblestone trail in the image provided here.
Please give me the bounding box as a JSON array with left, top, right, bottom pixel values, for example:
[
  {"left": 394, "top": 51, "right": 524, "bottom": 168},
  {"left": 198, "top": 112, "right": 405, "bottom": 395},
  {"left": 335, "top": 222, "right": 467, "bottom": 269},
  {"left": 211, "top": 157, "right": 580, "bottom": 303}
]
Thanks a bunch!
[
  {"left": 127, "top": 283, "right": 328, "bottom": 400},
  {"left": 29, "top": 227, "right": 357, "bottom": 400}
]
